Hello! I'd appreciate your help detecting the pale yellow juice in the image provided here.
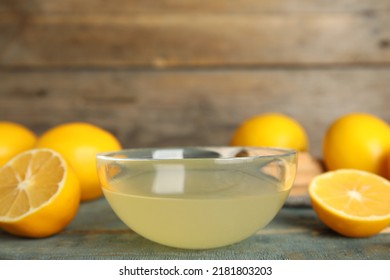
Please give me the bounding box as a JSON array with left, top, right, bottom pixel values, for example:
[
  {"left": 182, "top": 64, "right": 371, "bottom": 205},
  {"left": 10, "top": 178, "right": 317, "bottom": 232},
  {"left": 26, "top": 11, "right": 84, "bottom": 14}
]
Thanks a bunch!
[{"left": 102, "top": 161, "right": 290, "bottom": 249}]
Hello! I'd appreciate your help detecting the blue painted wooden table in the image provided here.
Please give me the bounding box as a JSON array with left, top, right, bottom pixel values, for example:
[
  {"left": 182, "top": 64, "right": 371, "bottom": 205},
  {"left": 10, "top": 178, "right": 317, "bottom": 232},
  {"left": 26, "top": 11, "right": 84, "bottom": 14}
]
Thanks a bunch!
[{"left": 1, "top": 198, "right": 389, "bottom": 260}]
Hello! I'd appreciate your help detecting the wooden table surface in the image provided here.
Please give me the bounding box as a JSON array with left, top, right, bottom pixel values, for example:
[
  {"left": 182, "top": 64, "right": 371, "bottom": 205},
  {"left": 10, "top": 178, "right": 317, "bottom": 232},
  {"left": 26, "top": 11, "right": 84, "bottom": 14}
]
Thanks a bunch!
[{"left": 1, "top": 197, "right": 389, "bottom": 260}]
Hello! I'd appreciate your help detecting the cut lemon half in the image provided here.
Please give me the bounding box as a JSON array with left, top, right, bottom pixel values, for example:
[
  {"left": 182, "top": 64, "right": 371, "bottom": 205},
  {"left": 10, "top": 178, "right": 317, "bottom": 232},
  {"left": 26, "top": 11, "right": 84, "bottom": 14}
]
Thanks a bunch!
[
  {"left": 0, "top": 148, "right": 80, "bottom": 238},
  {"left": 309, "top": 169, "right": 390, "bottom": 237}
]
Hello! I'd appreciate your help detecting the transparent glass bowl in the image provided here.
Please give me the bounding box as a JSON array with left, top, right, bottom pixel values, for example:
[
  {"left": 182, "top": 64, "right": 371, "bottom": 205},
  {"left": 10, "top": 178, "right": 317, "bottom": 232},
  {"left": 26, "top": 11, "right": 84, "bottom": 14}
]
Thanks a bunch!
[{"left": 96, "top": 146, "right": 297, "bottom": 249}]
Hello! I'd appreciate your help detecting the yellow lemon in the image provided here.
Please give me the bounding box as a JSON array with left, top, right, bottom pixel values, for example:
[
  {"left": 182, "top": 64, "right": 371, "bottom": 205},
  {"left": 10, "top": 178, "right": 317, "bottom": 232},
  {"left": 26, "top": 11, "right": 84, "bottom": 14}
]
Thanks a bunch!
[
  {"left": 323, "top": 113, "right": 390, "bottom": 176},
  {"left": 36, "top": 122, "right": 122, "bottom": 201},
  {"left": 0, "top": 148, "right": 80, "bottom": 238},
  {"left": 309, "top": 169, "right": 390, "bottom": 237},
  {"left": 230, "top": 113, "right": 308, "bottom": 151},
  {"left": 0, "top": 121, "right": 37, "bottom": 166}
]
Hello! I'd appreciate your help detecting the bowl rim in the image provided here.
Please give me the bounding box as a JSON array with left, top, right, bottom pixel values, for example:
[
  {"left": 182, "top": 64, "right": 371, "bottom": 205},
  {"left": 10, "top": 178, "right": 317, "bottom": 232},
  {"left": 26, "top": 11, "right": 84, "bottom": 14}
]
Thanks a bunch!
[{"left": 96, "top": 146, "right": 297, "bottom": 162}]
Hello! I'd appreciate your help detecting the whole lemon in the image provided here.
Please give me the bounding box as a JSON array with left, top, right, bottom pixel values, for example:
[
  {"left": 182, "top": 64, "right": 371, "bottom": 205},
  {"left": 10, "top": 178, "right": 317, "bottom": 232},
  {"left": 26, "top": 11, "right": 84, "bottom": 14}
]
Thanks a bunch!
[
  {"left": 0, "top": 121, "right": 37, "bottom": 166},
  {"left": 36, "top": 122, "right": 122, "bottom": 201},
  {"left": 323, "top": 113, "right": 390, "bottom": 176},
  {"left": 230, "top": 113, "right": 308, "bottom": 151}
]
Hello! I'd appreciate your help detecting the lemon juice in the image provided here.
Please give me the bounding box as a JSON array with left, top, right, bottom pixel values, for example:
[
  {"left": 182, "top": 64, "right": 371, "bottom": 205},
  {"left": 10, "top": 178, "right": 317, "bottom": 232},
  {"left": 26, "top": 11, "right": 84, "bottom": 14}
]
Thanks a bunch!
[{"left": 101, "top": 159, "right": 291, "bottom": 249}]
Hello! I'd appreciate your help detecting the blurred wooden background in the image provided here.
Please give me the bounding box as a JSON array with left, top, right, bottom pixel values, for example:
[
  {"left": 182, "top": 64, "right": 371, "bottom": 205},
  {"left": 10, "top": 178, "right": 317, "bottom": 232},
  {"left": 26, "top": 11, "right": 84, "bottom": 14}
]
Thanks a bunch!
[{"left": 1, "top": 0, "right": 389, "bottom": 158}]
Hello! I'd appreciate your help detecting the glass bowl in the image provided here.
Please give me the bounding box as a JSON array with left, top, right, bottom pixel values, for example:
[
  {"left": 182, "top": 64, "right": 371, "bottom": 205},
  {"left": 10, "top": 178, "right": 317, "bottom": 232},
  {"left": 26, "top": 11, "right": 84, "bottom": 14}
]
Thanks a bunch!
[{"left": 96, "top": 146, "right": 297, "bottom": 249}]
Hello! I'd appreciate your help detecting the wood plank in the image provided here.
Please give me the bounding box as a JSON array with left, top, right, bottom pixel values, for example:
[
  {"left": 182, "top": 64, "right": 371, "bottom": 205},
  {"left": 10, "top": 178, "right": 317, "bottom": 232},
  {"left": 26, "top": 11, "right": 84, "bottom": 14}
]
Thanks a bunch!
[
  {"left": 1, "top": 69, "right": 389, "bottom": 158},
  {"left": 0, "top": 11, "right": 389, "bottom": 68},
  {"left": 1, "top": 0, "right": 389, "bottom": 14},
  {"left": 0, "top": 14, "right": 24, "bottom": 55}
]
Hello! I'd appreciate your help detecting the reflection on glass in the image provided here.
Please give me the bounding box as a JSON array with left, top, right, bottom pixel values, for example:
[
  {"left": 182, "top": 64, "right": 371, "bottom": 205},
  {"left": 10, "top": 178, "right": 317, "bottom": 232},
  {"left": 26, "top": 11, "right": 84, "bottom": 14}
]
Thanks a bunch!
[{"left": 152, "top": 164, "right": 185, "bottom": 194}]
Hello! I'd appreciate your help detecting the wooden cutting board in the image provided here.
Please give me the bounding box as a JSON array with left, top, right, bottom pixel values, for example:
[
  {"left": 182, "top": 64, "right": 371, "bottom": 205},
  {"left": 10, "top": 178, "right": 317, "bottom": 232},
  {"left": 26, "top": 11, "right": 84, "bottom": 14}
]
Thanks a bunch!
[{"left": 287, "top": 152, "right": 324, "bottom": 206}]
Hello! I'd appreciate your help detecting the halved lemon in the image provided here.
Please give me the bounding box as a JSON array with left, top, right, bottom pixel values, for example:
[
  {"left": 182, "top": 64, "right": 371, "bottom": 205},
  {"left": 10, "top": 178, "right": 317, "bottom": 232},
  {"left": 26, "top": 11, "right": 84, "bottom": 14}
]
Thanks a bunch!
[
  {"left": 0, "top": 148, "right": 80, "bottom": 238},
  {"left": 309, "top": 169, "right": 390, "bottom": 237}
]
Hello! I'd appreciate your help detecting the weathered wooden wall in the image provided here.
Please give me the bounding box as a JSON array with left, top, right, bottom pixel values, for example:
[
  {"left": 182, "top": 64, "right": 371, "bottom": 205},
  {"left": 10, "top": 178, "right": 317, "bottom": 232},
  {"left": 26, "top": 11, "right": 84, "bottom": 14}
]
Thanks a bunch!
[{"left": 1, "top": 0, "right": 389, "bottom": 157}]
